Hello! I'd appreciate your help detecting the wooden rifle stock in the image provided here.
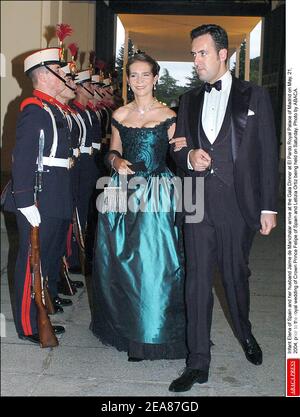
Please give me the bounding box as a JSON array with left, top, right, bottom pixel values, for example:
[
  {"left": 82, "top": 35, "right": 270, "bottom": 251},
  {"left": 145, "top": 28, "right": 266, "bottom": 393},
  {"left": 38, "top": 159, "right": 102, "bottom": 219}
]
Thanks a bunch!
[
  {"left": 43, "top": 279, "right": 56, "bottom": 315},
  {"left": 30, "top": 226, "right": 58, "bottom": 347}
]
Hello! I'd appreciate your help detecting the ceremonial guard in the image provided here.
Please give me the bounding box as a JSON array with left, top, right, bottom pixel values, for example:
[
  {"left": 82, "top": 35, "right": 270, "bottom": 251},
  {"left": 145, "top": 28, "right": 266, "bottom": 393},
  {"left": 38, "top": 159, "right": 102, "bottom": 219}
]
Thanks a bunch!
[
  {"left": 11, "top": 48, "right": 73, "bottom": 342},
  {"left": 87, "top": 76, "right": 102, "bottom": 177},
  {"left": 71, "top": 70, "right": 100, "bottom": 273},
  {"left": 95, "top": 75, "right": 114, "bottom": 177},
  {"left": 92, "top": 74, "right": 110, "bottom": 177},
  {"left": 54, "top": 62, "right": 84, "bottom": 294},
  {"left": 90, "top": 74, "right": 104, "bottom": 123},
  {"left": 83, "top": 74, "right": 103, "bottom": 270},
  {"left": 101, "top": 76, "right": 115, "bottom": 137}
]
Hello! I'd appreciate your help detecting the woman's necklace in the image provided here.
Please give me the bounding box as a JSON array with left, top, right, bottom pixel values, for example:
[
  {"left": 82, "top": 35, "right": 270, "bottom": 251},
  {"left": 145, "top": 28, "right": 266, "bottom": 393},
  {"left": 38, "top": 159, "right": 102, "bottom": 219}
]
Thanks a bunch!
[{"left": 133, "top": 98, "right": 157, "bottom": 116}]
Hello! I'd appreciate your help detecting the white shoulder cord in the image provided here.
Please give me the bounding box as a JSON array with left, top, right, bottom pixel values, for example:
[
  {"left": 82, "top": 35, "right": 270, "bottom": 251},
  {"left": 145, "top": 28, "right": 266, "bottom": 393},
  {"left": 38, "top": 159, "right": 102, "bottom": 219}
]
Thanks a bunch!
[
  {"left": 76, "top": 112, "right": 87, "bottom": 147},
  {"left": 66, "top": 113, "right": 73, "bottom": 132},
  {"left": 42, "top": 103, "right": 58, "bottom": 157},
  {"left": 71, "top": 112, "right": 83, "bottom": 145},
  {"left": 95, "top": 109, "right": 101, "bottom": 121}
]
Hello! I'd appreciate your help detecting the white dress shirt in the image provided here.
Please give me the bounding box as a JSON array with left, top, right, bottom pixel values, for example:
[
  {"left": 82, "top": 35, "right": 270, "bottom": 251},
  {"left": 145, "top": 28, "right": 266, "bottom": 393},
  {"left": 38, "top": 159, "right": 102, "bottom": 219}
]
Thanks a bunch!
[
  {"left": 187, "top": 70, "right": 276, "bottom": 215},
  {"left": 202, "top": 70, "right": 232, "bottom": 143}
]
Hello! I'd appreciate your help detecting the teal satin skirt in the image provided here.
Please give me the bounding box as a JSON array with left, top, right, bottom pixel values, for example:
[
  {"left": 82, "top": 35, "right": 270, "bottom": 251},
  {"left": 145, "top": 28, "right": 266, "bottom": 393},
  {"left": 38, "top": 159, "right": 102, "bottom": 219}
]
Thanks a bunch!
[{"left": 90, "top": 171, "right": 187, "bottom": 359}]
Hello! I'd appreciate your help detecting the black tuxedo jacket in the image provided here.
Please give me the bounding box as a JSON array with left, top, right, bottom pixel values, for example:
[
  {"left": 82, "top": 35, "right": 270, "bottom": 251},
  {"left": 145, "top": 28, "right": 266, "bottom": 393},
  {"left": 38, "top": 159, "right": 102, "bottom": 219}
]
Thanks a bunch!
[{"left": 171, "top": 76, "right": 279, "bottom": 230}]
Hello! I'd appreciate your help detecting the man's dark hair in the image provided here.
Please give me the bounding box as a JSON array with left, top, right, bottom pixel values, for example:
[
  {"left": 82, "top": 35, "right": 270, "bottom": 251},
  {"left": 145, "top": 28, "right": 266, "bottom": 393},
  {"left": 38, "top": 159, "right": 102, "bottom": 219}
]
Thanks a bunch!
[
  {"left": 190, "top": 24, "right": 228, "bottom": 53},
  {"left": 126, "top": 52, "right": 160, "bottom": 77}
]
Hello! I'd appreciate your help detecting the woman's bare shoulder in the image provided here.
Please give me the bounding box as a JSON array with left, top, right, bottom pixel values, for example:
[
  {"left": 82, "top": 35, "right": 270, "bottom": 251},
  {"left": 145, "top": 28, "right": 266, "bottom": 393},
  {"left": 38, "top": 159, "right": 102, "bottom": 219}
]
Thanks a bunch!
[
  {"left": 112, "top": 103, "right": 134, "bottom": 122},
  {"left": 156, "top": 103, "right": 177, "bottom": 119}
]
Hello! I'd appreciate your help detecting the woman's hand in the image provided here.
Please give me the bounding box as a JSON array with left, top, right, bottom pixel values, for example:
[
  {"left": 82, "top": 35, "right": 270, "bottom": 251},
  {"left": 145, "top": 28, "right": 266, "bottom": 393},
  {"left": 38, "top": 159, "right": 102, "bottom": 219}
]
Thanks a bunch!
[
  {"left": 113, "top": 156, "right": 135, "bottom": 175},
  {"left": 169, "top": 136, "right": 187, "bottom": 152}
]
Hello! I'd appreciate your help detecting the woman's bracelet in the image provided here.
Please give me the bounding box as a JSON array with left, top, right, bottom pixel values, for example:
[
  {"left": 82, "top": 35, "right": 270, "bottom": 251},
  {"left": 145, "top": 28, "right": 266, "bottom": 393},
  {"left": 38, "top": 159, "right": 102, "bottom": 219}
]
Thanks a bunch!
[
  {"left": 110, "top": 155, "right": 117, "bottom": 170},
  {"left": 104, "top": 149, "right": 122, "bottom": 169}
]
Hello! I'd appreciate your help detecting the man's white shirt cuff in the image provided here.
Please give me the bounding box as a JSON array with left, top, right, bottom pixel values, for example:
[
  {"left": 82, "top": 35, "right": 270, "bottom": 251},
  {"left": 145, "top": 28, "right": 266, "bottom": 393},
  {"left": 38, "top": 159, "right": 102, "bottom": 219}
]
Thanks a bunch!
[{"left": 187, "top": 150, "right": 194, "bottom": 170}]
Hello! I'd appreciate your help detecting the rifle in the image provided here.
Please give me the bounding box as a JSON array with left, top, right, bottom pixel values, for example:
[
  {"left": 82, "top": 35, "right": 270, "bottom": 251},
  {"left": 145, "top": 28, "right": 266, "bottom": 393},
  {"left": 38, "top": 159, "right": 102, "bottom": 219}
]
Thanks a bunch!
[
  {"left": 30, "top": 129, "right": 58, "bottom": 347},
  {"left": 58, "top": 256, "right": 77, "bottom": 296},
  {"left": 43, "top": 277, "right": 56, "bottom": 315},
  {"left": 73, "top": 207, "right": 86, "bottom": 274},
  {"left": 30, "top": 226, "right": 58, "bottom": 347}
]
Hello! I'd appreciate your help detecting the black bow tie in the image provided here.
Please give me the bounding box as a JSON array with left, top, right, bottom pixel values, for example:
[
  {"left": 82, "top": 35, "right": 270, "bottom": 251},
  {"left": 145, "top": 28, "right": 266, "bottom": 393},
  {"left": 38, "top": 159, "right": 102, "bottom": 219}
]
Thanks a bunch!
[{"left": 204, "top": 80, "right": 222, "bottom": 93}]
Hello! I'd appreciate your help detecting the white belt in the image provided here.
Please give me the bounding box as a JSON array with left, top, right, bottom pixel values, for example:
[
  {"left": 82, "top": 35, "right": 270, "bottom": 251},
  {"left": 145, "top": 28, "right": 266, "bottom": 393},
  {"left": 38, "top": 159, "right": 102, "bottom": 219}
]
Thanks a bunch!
[
  {"left": 42, "top": 157, "right": 71, "bottom": 169},
  {"left": 92, "top": 142, "right": 101, "bottom": 150},
  {"left": 73, "top": 148, "right": 80, "bottom": 158},
  {"left": 80, "top": 146, "right": 93, "bottom": 155}
]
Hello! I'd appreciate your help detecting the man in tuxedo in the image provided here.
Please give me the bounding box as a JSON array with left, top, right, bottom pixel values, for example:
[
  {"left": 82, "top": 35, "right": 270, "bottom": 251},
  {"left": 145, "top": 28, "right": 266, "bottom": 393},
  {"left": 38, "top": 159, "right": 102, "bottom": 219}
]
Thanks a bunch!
[{"left": 169, "top": 24, "right": 278, "bottom": 392}]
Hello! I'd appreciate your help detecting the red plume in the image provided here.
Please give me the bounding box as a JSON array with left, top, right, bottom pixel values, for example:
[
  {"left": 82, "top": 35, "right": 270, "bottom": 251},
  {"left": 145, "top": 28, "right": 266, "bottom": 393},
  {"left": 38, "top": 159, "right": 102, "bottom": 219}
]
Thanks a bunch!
[
  {"left": 68, "top": 43, "right": 78, "bottom": 60},
  {"left": 56, "top": 23, "right": 73, "bottom": 42}
]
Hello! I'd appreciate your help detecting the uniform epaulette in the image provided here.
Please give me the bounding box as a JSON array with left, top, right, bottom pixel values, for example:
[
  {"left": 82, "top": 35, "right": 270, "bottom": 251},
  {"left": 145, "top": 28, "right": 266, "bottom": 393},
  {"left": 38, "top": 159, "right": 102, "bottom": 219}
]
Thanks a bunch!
[{"left": 20, "top": 97, "right": 43, "bottom": 112}]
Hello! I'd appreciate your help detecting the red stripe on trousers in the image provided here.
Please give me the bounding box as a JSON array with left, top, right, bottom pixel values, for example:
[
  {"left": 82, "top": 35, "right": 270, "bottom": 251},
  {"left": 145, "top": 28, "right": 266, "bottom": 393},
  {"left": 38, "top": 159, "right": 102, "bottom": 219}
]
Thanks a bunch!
[
  {"left": 66, "top": 222, "right": 73, "bottom": 258},
  {"left": 21, "top": 255, "right": 33, "bottom": 335}
]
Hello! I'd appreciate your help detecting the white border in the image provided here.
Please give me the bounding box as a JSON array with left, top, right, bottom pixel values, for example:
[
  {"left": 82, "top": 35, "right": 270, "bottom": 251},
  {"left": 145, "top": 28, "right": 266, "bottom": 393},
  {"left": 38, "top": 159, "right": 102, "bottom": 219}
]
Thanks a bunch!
[{"left": 286, "top": 0, "right": 300, "bottom": 397}]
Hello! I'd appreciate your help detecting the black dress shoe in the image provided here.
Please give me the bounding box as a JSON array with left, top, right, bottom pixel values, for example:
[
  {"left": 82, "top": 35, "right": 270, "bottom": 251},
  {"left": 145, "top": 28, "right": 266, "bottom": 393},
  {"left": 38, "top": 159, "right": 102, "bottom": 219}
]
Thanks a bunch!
[
  {"left": 18, "top": 334, "right": 40, "bottom": 344},
  {"left": 242, "top": 335, "right": 263, "bottom": 365},
  {"left": 169, "top": 368, "right": 209, "bottom": 392},
  {"left": 128, "top": 357, "right": 143, "bottom": 362},
  {"left": 49, "top": 304, "right": 64, "bottom": 315},
  {"left": 19, "top": 326, "right": 65, "bottom": 342},
  {"left": 52, "top": 325, "right": 65, "bottom": 335},
  {"left": 53, "top": 296, "right": 73, "bottom": 307}
]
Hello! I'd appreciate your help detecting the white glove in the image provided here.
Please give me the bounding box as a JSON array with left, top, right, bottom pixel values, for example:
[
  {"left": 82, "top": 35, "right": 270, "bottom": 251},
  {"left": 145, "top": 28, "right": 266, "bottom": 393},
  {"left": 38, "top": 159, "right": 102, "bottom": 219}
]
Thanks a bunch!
[{"left": 18, "top": 205, "right": 41, "bottom": 227}]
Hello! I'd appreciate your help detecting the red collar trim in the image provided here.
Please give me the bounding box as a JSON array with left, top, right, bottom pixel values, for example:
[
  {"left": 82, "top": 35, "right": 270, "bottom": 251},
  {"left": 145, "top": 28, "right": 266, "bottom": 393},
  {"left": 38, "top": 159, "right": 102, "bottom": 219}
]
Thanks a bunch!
[
  {"left": 33, "top": 90, "right": 62, "bottom": 108},
  {"left": 73, "top": 100, "right": 86, "bottom": 111},
  {"left": 87, "top": 102, "right": 97, "bottom": 111}
]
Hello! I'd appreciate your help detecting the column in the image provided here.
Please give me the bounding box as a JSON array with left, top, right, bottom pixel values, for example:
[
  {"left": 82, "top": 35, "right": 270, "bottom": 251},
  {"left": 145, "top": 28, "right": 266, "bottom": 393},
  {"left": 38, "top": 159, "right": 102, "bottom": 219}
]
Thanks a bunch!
[
  {"left": 235, "top": 46, "right": 240, "bottom": 78},
  {"left": 244, "top": 33, "right": 250, "bottom": 81}
]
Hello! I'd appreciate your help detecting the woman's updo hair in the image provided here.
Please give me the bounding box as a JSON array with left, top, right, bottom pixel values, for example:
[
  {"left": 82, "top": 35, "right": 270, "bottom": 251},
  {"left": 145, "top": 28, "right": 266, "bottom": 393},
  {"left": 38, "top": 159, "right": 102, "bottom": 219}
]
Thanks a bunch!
[{"left": 126, "top": 51, "right": 160, "bottom": 77}]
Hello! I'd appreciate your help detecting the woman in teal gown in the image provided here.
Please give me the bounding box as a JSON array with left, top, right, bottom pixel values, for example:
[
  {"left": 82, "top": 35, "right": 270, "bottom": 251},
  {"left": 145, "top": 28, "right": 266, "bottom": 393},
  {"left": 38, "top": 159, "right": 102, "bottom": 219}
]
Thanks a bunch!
[{"left": 90, "top": 52, "right": 187, "bottom": 360}]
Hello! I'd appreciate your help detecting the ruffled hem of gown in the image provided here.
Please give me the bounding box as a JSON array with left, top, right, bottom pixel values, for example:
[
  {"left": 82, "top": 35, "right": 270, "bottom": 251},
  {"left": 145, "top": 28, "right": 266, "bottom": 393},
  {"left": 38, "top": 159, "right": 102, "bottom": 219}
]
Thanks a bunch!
[{"left": 90, "top": 321, "right": 187, "bottom": 360}]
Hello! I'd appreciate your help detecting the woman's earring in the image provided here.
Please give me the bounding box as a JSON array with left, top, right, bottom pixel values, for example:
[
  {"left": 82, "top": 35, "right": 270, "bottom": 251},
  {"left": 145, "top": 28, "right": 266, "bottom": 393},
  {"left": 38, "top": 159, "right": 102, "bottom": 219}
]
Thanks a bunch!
[
  {"left": 128, "top": 84, "right": 131, "bottom": 92},
  {"left": 153, "top": 84, "right": 156, "bottom": 91}
]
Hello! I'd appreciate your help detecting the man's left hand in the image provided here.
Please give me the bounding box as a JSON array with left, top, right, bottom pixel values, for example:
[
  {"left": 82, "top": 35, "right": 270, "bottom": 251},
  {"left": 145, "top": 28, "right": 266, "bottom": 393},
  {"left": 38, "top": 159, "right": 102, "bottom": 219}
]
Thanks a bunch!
[{"left": 260, "top": 213, "right": 277, "bottom": 235}]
